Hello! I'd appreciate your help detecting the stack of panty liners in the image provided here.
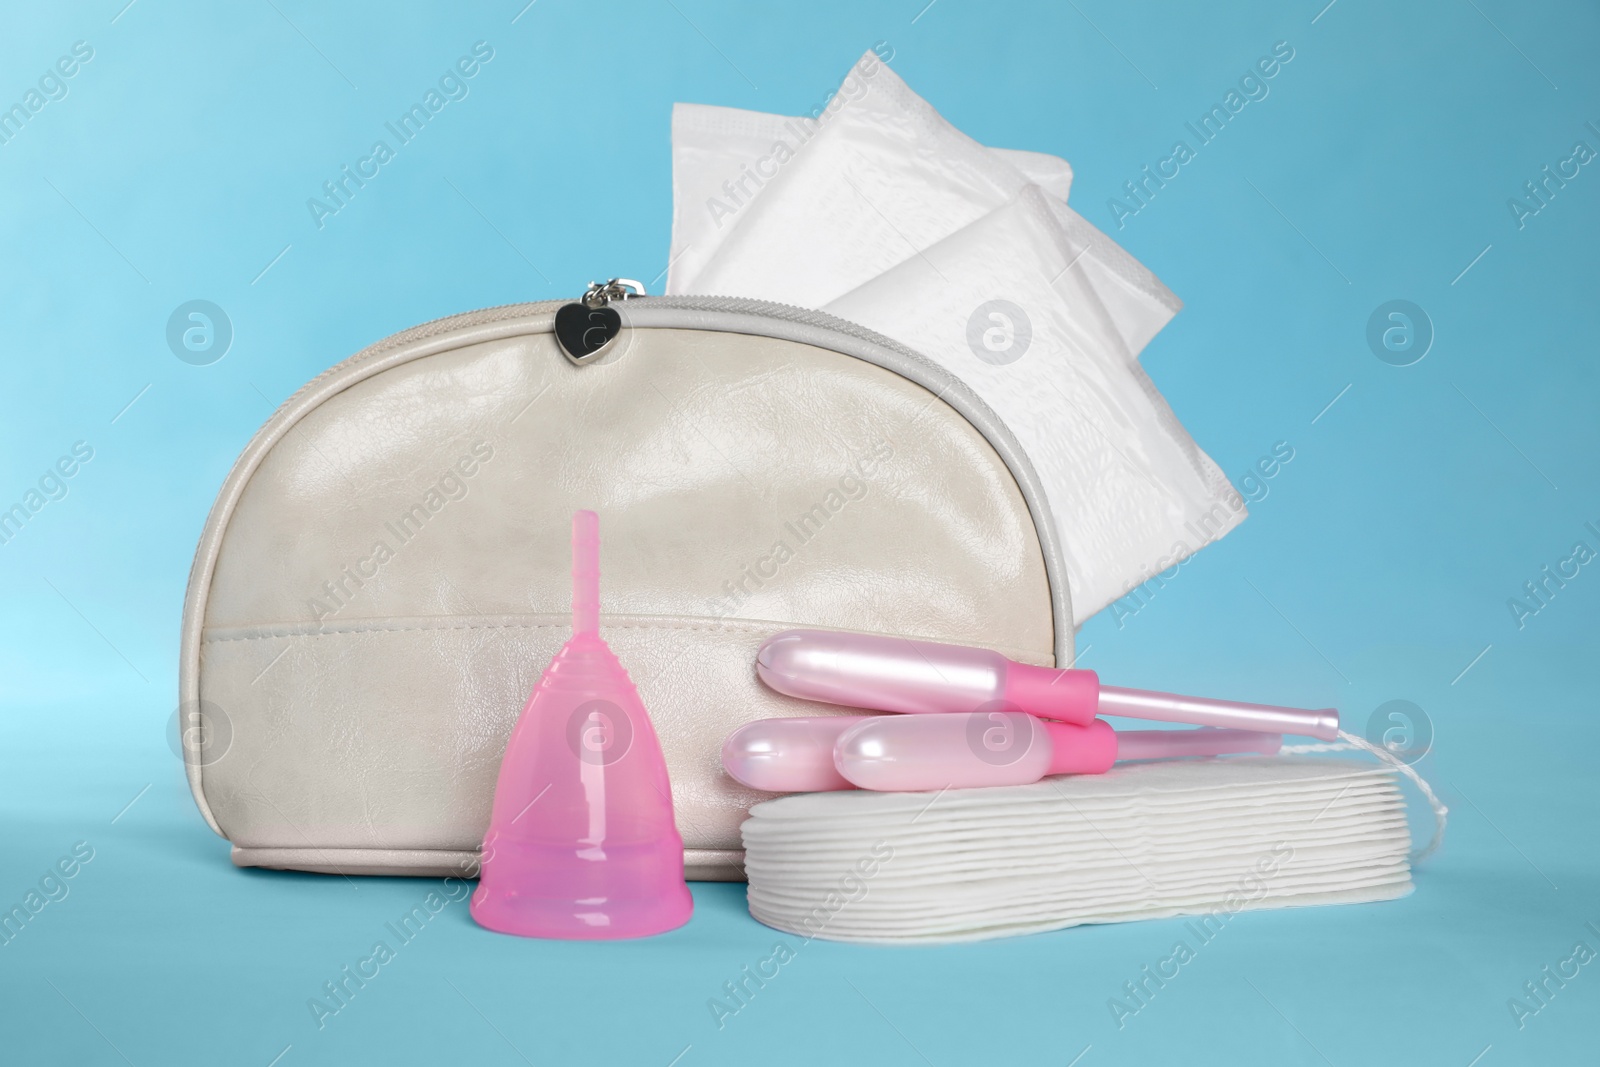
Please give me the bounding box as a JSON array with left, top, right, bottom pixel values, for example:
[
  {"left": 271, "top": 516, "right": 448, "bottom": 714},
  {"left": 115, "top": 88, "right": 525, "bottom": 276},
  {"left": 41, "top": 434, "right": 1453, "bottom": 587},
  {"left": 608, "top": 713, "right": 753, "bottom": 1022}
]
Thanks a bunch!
[
  {"left": 741, "top": 756, "right": 1413, "bottom": 944},
  {"left": 668, "top": 52, "right": 1244, "bottom": 624}
]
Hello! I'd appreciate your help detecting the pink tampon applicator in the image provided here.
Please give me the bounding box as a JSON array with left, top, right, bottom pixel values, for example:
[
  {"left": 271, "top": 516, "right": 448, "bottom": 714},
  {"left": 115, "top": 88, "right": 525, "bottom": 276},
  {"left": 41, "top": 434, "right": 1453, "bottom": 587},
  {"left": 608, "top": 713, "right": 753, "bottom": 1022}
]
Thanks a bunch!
[
  {"left": 721, "top": 714, "right": 1282, "bottom": 793},
  {"left": 836, "top": 712, "right": 1282, "bottom": 792},
  {"left": 756, "top": 629, "right": 1340, "bottom": 740},
  {"left": 722, "top": 716, "right": 862, "bottom": 793}
]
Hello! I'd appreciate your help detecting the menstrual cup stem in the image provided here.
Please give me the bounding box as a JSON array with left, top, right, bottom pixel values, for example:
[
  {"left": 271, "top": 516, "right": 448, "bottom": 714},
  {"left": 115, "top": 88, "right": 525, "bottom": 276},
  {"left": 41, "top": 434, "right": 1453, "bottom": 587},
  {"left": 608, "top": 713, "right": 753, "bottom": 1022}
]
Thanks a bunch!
[{"left": 572, "top": 509, "right": 600, "bottom": 635}]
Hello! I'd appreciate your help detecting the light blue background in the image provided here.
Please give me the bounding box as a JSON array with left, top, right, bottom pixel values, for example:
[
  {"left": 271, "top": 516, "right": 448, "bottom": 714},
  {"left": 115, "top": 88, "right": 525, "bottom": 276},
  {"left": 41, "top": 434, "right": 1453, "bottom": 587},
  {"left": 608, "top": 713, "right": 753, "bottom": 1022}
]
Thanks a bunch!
[{"left": 2, "top": 1, "right": 1596, "bottom": 1064}]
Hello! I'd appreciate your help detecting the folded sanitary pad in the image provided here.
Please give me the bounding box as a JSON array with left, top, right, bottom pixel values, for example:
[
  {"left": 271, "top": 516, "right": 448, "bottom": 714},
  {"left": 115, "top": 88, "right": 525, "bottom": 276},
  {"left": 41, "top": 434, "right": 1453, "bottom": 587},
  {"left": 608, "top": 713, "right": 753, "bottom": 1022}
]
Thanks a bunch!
[
  {"left": 668, "top": 53, "right": 1237, "bottom": 624},
  {"left": 667, "top": 58, "right": 1180, "bottom": 363},
  {"left": 669, "top": 101, "right": 1074, "bottom": 297},
  {"left": 741, "top": 756, "right": 1414, "bottom": 944},
  {"left": 827, "top": 185, "right": 1243, "bottom": 621}
]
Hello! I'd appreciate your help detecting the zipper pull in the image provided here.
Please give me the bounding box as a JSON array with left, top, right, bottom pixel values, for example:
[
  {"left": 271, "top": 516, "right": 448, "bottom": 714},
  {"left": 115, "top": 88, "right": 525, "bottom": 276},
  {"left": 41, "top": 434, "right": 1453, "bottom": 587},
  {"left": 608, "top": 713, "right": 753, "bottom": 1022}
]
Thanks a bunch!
[{"left": 555, "top": 278, "right": 645, "bottom": 364}]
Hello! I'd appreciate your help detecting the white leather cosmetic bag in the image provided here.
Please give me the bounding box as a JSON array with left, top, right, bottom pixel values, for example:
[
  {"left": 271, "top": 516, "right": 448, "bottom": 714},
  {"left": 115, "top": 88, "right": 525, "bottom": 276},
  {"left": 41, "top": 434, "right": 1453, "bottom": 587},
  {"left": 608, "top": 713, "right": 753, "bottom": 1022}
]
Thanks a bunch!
[{"left": 179, "top": 283, "right": 1074, "bottom": 880}]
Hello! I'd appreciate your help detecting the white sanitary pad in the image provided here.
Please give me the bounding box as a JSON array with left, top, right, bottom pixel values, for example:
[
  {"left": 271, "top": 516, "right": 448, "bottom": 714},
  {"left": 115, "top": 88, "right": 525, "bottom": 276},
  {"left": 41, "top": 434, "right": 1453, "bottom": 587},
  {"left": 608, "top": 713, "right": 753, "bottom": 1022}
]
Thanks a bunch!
[
  {"left": 827, "top": 184, "right": 1243, "bottom": 621},
  {"left": 668, "top": 102, "right": 1074, "bottom": 295},
  {"left": 741, "top": 756, "right": 1414, "bottom": 944},
  {"left": 667, "top": 55, "right": 1181, "bottom": 362},
  {"left": 667, "top": 53, "right": 1235, "bottom": 624}
]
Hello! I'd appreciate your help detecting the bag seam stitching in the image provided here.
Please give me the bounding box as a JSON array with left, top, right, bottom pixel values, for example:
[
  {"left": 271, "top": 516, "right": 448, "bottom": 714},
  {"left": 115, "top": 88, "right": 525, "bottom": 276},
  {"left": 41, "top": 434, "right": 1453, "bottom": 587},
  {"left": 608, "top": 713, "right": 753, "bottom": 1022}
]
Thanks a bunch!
[{"left": 201, "top": 620, "right": 792, "bottom": 642}]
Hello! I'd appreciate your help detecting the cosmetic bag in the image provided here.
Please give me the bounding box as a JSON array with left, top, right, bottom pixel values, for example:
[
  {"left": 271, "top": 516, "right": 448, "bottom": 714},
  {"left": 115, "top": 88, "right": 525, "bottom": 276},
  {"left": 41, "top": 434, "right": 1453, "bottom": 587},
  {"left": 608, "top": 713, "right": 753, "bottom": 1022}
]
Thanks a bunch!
[{"left": 179, "top": 283, "right": 1075, "bottom": 880}]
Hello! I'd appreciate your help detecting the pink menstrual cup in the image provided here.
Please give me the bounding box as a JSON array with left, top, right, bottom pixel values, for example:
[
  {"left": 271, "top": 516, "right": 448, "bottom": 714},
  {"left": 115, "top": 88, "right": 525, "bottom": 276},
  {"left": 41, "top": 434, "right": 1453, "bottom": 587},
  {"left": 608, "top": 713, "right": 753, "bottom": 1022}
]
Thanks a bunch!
[{"left": 471, "top": 510, "right": 693, "bottom": 939}]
